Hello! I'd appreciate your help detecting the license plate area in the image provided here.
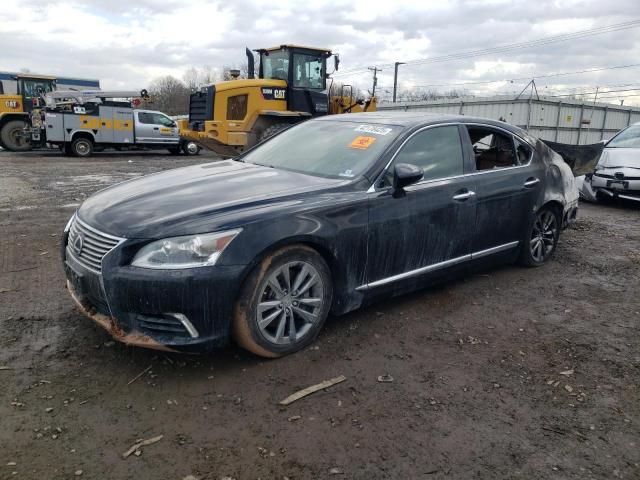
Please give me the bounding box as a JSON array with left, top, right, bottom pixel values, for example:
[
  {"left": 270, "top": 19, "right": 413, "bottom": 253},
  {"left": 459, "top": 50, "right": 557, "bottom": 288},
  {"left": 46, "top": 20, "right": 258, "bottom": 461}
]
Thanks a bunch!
[
  {"left": 66, "top": 262, "right": 86, "bottom": 296},
  {"left": 607, "top": 180, "right": 629, "bottom": 190}
]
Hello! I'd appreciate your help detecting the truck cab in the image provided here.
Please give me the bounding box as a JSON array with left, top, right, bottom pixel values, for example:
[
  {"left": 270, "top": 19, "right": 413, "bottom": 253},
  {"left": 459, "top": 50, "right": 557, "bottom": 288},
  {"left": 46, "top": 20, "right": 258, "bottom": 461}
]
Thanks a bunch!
[
  {"left": 257, "top": 44, "right": 331, "bottom": 115},
  {"left": 0, "top": 74, "right": 55, "bottom": 151},
  {"left": 134, "top": 110, "right": 181, "bottom": 144}
]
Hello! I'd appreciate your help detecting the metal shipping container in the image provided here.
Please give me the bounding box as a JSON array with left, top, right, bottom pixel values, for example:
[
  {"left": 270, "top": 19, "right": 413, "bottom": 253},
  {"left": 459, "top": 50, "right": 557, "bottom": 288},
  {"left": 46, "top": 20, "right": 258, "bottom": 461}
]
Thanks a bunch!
[{"left": 379, "top": 95, "right": 640, "bottom": 145}]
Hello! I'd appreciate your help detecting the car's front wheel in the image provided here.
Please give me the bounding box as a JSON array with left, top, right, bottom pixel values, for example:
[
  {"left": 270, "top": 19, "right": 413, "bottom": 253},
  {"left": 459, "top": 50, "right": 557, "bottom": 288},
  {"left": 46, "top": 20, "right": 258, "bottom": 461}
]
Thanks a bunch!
[
  {"left": 519, "top": 206, "right": 560, "bottom": 267},
  {"left": 233, "top": 245, "right": 333, "bottom": 358}
]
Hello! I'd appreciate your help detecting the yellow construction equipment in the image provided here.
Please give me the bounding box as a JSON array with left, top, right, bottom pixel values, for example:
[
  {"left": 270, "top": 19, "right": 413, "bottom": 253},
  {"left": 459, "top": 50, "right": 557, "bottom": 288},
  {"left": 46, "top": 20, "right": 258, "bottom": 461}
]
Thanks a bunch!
[
  {"left": 0, "top": 72, "right": 100, "bottom": 151},
  {"left": 183, "top": 44, "right": 376, "bottom": 157}
]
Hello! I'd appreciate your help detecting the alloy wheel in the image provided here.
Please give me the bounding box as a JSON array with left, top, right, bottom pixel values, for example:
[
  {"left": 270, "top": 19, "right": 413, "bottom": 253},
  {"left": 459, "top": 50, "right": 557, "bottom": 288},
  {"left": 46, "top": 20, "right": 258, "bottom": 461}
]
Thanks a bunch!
[
  {"left": 530, "top": 210, "right": 557, "bottom": 263},
  {"left": 256, "top": 261, "right": 324, "bottom": 345},
  {"left": 185, "top": 141, "right": 199, "bottom": 155},
  {"left": 76, "top": 140, "right": 90, "bottom": 155}
]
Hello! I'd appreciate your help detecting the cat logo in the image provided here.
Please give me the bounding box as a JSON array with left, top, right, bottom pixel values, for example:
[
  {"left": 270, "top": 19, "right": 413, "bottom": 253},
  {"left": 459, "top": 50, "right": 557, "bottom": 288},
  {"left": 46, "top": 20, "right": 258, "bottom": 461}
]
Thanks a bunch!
[{"left": 5, "top": 100, "right": 20, "bottom": 109}]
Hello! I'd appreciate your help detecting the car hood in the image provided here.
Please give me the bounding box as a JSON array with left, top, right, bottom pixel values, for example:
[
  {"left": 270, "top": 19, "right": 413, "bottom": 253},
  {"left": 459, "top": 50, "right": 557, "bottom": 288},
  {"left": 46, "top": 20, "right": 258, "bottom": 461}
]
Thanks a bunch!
[
  {"left": 77, "top": 160, "right": 345, "bottom": 238},
  {"left": 599, "top": 148, "right": 640, "bottom": 169}
]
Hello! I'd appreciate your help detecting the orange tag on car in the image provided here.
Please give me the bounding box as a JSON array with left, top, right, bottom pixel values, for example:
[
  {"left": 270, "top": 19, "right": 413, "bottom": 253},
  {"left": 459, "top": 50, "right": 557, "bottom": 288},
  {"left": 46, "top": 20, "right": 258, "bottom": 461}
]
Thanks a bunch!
[{"left": 349, "top": 136, "right": 376, "bottom": 149}]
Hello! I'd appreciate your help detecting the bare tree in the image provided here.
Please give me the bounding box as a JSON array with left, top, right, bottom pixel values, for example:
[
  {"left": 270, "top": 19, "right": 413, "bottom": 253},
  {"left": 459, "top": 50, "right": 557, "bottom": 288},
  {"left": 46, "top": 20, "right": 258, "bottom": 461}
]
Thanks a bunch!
[
  {"left": 182, "top": 65, "right": 218, "bottom": 91},
  {"left": 221, "top": 63, "right": 249, "bottom": 81},
  {"left": 329, "top": 81, "right": 366, "bottom": 100},
  {"left": 148, "top": 75, "right": 190, "bottom": 115},
  {"left": 396, "top": 88, "right": 468, "bottom": 103}
]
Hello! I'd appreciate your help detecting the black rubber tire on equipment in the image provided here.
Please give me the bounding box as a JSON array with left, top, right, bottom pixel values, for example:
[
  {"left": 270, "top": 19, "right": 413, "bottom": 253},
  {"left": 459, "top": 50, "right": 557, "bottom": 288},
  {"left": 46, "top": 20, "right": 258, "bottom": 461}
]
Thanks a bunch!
[
  {"left": 259, "top": 123, "right": 290, "bottom": 143},
  {"left": 518, "top": 206, "right": 560, "bottom": 267},
  {"left": 70, "top": 137, "right": 94, "bottom": 157},
  {"left": 0, "top": 120, "right": 31, "bottom": 152},
  {"left": 232, "top": 245, "right": 333, "bottom": 358},
  {"left": 182, "top": 140, "right": 201, "bottom": 156}
]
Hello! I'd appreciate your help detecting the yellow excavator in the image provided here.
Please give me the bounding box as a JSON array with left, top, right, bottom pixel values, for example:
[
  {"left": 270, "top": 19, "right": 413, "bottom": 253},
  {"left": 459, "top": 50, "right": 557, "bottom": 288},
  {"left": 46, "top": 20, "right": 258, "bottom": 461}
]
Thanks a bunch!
[{"left": 182, "top": 44, "right": 377, "bottom": 157}]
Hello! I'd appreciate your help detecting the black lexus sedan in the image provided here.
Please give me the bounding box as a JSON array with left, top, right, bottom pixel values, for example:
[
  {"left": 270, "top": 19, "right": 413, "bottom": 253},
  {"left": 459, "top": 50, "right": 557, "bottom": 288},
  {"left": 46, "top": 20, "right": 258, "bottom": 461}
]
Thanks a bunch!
[{"left": 62, "top": 112, "right": 578, "bottom": 357}]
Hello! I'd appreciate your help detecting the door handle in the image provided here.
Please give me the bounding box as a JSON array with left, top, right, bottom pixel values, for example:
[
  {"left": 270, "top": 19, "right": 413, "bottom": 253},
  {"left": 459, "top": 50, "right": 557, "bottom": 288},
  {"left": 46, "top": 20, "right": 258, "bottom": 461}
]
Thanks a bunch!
[
  {"left": 452, "top": 190, "right": 476, "bottom": 201},
  {"left": 524, "top": 177, "right": 540, "bottom": 188},
  {"left": 153, "top": 127, "right": 159, "bottom": 130}
]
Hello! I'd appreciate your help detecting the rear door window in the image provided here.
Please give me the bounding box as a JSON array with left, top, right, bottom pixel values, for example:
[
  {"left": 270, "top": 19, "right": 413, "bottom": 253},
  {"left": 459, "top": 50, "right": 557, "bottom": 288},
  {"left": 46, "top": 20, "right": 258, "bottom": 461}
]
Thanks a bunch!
[{"left": 467, "top": 126, "right": 519, "bottom": 171}]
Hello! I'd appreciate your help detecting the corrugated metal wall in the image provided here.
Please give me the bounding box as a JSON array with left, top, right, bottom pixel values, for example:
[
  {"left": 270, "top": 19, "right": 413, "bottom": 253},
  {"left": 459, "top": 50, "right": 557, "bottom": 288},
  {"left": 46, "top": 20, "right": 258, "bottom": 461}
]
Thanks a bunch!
[{"left": 378, "top": 96, "right": 640, "bottom": 145}]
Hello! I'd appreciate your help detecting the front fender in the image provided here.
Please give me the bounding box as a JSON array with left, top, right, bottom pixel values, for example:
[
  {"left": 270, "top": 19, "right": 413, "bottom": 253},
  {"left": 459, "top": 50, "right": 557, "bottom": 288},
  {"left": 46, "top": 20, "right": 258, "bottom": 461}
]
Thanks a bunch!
[{"left": 221, "top": 194, "right": 369, "bottom": 314}]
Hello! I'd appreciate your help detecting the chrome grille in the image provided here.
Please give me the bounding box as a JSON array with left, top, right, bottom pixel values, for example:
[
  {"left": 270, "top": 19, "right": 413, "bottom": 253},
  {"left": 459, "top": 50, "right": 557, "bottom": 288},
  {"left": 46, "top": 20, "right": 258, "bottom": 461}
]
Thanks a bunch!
[{"left": 66, "top": 217, "right": 123, "bottom": 273}]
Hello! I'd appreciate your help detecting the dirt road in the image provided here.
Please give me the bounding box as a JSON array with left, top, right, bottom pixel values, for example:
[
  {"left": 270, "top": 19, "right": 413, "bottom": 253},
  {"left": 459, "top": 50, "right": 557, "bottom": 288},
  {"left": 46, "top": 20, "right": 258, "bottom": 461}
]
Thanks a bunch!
[{"left": 1, "top": 149, "right": 638, "bottom": 479}]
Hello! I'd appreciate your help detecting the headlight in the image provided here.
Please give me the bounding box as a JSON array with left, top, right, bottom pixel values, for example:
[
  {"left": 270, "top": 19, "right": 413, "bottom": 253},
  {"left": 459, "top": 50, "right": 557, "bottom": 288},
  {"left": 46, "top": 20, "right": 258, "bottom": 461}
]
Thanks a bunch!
[{"left": 131, "top": 229, "right": 241, "bottom": 269}]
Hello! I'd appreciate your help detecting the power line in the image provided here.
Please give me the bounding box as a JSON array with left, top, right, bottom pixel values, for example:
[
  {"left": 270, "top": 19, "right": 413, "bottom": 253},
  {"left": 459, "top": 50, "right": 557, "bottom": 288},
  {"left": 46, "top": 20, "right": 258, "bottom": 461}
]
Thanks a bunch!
[
  {"left": 389, "top": 63, "right": 640, "bottom": 89},
  {"left": 545, "top": 87, "right": 640, "bottom": 98},
  {"left": 334, "top": 19, "right": 640, "bottom": 77}
]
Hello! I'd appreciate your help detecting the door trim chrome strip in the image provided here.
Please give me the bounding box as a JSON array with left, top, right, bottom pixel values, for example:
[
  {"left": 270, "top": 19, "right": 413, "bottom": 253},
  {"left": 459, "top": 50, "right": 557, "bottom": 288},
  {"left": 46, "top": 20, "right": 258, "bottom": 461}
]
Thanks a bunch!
[
  {"left": 470, "top": 241, "right": 520, "bottom": 259},
  {"left": 356, "top": 241, "right": 519, "bottom": 291}
]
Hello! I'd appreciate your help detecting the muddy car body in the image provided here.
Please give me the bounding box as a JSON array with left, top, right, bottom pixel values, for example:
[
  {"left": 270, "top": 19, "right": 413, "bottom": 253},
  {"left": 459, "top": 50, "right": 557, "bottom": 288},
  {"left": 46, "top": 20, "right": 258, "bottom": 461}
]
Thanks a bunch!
[
  {"left": 579, "top": 123, "right": 640, "bottom": 203},
  {"left": 62, "top": 112, "right": 578, "bottom": 356}
]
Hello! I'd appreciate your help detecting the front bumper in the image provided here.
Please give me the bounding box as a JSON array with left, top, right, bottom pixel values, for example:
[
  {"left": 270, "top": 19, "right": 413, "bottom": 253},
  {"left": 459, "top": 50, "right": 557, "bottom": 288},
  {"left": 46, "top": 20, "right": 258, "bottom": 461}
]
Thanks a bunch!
[
  {"left": 590, "top": 173, "right": 640, "bottom": 202},
  {"left": 63, "top": 232, "right": 247, "bottom": 353}
]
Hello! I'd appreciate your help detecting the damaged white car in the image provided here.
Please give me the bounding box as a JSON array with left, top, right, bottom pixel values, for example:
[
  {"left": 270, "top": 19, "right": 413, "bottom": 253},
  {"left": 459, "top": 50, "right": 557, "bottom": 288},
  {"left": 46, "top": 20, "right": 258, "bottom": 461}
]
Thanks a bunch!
[{"left": 579, "top": 123, "right": 640, "bottom": 203}]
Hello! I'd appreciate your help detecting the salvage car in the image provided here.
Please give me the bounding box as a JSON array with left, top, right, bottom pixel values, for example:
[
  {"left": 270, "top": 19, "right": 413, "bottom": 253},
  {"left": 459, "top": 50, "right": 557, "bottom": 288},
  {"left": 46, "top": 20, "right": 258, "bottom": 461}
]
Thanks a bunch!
[
  {"left": 62, "top": 112, "right": 578, "bottom": 357},
  {"left": 579, "top": 122, "right": 640, "bottom": 203}
]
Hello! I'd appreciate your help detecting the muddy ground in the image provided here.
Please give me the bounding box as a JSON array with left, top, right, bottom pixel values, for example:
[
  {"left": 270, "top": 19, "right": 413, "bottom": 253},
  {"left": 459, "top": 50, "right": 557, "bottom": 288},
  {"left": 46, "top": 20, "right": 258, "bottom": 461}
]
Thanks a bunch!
[{"left": 0, "top": 149, "right": 638, "bottom": 480}]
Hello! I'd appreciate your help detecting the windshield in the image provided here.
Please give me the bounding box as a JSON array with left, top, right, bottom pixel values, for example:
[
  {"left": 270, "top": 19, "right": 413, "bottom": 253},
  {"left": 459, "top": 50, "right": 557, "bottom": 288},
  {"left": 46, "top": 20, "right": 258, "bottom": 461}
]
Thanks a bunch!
[
  {"left": 242, "top": 120, "right": 403, "bottom": 179},
  {"left": 607, "top": 125, "right": 640, "bottom": 148},
  {"left": 261, "top": 50, "right": 289, "bottom": 81}
]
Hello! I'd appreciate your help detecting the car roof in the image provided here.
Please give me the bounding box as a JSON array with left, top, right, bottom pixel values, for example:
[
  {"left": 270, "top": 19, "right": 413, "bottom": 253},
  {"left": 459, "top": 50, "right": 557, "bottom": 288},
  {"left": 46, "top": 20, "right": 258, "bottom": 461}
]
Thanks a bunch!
[{"left": 316, "top": 111, "right": 523, "bottom": 133}]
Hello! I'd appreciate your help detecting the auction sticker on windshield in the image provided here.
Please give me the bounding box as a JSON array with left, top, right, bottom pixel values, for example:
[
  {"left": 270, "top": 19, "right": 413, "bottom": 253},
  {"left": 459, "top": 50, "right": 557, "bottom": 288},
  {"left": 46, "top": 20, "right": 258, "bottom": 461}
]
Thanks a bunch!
[
  {"left": 349, "top": 136, "right": 376, "bottom": 149},
  {"left": 355, "top": 125, "right": 393, "bottom": 136}
]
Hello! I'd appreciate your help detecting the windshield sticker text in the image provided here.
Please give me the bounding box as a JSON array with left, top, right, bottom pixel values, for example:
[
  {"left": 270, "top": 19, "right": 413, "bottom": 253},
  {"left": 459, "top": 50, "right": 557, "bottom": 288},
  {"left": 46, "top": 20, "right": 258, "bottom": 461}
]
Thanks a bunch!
[
  {"left": 339, "top": 169, "right": 355, "bottom": 178},
  {"left": 349, "top": 136, "right": 376, "bottom": 150},
  {"left": 355, "top": 125, "right": 392, "bottom": 136}
]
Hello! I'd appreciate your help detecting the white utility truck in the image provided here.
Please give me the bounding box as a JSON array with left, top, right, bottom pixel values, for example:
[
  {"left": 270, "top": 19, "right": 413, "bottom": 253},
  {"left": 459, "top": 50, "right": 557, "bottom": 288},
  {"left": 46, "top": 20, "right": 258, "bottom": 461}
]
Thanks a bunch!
[{"left": 32, "top": 90, "right": 199, "bottom": 157}]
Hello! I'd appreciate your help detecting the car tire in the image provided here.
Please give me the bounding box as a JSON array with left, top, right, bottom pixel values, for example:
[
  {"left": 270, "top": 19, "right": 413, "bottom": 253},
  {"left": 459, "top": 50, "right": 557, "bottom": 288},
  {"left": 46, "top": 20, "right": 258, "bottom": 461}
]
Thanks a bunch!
[
  {"left": 0, "top": 120, "right": 31, "bottom": 152},
  {"left": 518, "top": 206, "right": 560, "bottom": 267},
  {"left": 259, "top": 123, "right": 289, "bottom": 143},
  {"left": 182, "top": 140, "right": 200, "bottom": 156},
  {"left": 70, "top": 137, "right": 94, "bottom": 157},
  {"left": 232, "top": 245, "right": 333, "bottom": 358}
]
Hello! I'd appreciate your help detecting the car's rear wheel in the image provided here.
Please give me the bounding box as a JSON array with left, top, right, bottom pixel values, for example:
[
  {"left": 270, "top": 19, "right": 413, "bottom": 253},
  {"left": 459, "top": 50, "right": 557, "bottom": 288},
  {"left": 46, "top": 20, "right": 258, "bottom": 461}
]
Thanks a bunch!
[
  {"left": 519, "top": 206, "right": 560, "bottom": 267},
  {"left": 70, "top": 137, "right": 93, "bottom": 157},
  {"left": 182, "top": 140, "right": 200, "bottom": 156},
  {"left": 233, "top": 245, "right": 332, "bottom": 358}
]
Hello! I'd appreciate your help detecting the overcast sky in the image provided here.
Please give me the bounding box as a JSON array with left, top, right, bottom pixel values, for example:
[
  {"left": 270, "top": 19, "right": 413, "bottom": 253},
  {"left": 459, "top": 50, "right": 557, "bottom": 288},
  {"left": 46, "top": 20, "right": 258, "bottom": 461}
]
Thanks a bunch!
[{"left": 2, "top": 0, "right": 640, "bottom": 104}]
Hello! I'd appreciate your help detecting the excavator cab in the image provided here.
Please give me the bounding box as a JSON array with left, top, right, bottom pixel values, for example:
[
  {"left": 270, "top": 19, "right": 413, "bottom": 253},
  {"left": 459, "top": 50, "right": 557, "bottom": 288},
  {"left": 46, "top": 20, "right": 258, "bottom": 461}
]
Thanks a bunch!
[{"left": 256, "top": 45, "right": 332, "bottom": 115}]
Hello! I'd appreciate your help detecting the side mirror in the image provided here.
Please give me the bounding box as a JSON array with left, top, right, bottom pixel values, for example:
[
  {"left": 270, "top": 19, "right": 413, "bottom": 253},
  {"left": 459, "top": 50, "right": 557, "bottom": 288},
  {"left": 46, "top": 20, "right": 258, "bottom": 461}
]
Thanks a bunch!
[
  {"left": 334, "top": 54, "right": 340, "bottom": 72},
  {"left": 391, "top": 163, "right": 423, "bottom": 197}
]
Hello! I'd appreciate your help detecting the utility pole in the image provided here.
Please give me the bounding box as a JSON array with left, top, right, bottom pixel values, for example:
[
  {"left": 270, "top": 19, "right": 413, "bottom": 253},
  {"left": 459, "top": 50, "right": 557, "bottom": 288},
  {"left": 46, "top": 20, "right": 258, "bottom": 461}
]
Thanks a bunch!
[
  {"left": 368, "top": 66, "right": 381, "bottom": 97},
  {"left": 392, "top": 62, "right": 405, "bottom": 103}
]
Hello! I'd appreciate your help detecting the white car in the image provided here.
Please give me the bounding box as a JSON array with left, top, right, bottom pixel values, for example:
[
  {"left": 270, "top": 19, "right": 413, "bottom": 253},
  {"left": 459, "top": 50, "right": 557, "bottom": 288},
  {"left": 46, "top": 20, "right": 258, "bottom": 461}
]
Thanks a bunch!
[{"left": 580, "top": 123, "right": 640, "bottom": 203}]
